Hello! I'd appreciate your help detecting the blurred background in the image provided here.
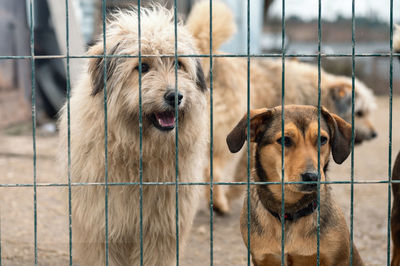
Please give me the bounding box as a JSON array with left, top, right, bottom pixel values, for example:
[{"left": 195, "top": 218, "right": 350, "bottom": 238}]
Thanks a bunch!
[
  {"left": 0, "top": 0, "right": 399, "bottom": 130},
  {"left": 0, "top": 1, "right": 399, "bottom": 265}
]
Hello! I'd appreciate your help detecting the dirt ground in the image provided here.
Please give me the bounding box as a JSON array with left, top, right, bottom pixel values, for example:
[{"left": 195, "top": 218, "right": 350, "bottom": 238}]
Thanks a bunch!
[{"left": 1, "top": 96, "right": 399, "bottom": 265}]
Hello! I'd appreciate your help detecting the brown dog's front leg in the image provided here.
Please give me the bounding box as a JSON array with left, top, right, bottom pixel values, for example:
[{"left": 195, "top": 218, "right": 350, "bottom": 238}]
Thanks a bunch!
[{"left": 392, "top": 245, "right": 400, "bottom": 266}]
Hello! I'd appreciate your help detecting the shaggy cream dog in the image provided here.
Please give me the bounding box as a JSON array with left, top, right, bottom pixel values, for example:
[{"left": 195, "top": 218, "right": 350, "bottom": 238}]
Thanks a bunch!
[
  {"left": 186, "top": 0, "right": 377, "bottom": 214},
  {"left": 58, "top": 5, "right": 208, "bottom": 265}
]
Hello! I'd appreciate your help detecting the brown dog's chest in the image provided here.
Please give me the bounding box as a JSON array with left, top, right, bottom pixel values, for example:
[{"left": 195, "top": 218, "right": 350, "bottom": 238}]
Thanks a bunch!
[
  {"left": 249, "top": 214, "right": 320, "bottom": 256},
  {"left": 243, "top": 188, "right": 341, "bottom": 265},
  {"left": 249, "top": 217, "right": 337, "bottom": 266}
]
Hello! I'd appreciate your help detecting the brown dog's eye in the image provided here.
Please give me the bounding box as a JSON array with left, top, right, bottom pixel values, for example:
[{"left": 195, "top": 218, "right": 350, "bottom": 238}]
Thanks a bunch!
[
  {"left": 277, "top": 137, "right": 292, "bottom": 147},
  {"left": 320, "top": 136, "right": 328, "bottom": 145},
  {"left": 135, "top": 63, "right": 150, "bottom": 73}
]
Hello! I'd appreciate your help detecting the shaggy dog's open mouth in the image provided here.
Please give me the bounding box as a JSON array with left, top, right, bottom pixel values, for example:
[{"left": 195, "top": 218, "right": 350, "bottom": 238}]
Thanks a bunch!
[{"left": 150, "top": 111, "right": 181, "bottom": 131}]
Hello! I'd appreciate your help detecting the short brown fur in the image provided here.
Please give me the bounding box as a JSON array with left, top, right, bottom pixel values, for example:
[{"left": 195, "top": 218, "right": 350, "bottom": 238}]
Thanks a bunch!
[
  {"left": 227, "top": 105, "right": 364, "bottom": 266},
  {"left": 391, "top": 151, "right": 400, "bottom": 266}
]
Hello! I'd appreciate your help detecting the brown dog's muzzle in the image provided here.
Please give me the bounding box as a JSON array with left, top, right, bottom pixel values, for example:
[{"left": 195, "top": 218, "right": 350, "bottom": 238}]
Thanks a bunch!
[{"left": 300, "top": 170, "right": 319, "bottom": 192}]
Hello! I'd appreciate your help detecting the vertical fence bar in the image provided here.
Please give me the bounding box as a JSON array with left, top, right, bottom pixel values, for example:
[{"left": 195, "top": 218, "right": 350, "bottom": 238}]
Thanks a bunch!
[
  {"left": 246, "top": 0, "right": 251, "bottom": 265},
  {"left": 29, "top": 0, "right": 38, "bottom": 264},
  {"left": 0, "top": 208, "right": 2, "bottom": 266},
  {"left": 350, "top": 0, "right": 356, "bottom": 264},
  {"left": 208, "top": 0, "right": 214, "bottom": 264},
  {"left": 387, "top": 0, "right": 394, "bottom": 264},
  {"left": 280, "top": 0, "right": 286, "bottom": 264},
  {"left": 173, "top": 0, "right": 180, "bottom": 264},
  {"left": 137, "top": 1, "right": 144, "bottom": 265},
  {"left": 316, "top": 0, "right": 322, "bottom": 264},
  {"left": 64, "top": 0, "right": 73, "bottom": 264},
  {"left": 101, "top": 0, "right": 109, "bottom": 265}
]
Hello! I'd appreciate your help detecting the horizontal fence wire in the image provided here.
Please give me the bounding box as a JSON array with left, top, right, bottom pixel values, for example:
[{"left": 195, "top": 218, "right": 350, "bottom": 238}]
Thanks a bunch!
[
  {"left": 3, "top": 180, "right": 400, "bottom": 187},
  {"left": 0, "top": 53, "right": 399, "bottom": 60}
]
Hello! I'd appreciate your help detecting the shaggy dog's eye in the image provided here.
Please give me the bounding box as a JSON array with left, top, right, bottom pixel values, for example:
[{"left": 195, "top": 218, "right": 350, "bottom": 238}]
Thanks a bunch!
[
  {"left": 174, "top": 60, "right": 183, "bottom": 70},
  {"left": 319, "top": 136, "right": 328, "bottom": 145},
  {"left": 356, "top": 110, "right": 364, "bottom": 117},
  {"left": 135, "top": 63, "right": 150, "bottom": 73},
  {"left": 277, "top": 137, "right": 293, "bottom": 147}
]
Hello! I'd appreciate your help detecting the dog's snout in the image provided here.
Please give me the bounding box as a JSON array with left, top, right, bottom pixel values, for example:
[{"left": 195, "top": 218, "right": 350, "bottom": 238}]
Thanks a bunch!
[
  {"left": 164, "top": 91, "right": 183, "bottom": 106},
  {"left": 301, "top": 172, "right": 319, "bottom": 182},
  {"left": 371, "top": 131, "right": 377, "bottom": 139}
]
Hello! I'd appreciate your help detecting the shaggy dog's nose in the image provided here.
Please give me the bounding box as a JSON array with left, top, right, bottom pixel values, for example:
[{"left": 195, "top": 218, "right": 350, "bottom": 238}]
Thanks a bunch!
[
  {"left": 301, "top": 172, "right": 319, "bottom": 182},
  {"left": 164, "top": 91, "right": 183, "bottom": 107}
]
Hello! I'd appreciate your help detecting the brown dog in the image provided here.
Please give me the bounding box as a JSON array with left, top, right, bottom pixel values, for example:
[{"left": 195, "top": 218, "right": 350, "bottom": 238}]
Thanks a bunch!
[
  {"left": 226, "top": 105, "right": 364, "bottom": 266},
  {"left": 391, "top": 151, "right": 400, "bottom": 266}
]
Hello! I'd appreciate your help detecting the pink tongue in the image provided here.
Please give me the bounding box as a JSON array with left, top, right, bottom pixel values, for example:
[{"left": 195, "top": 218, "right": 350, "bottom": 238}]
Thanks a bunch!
[{"left": 156, "top": 112, "right": 175, "bottom": 127}]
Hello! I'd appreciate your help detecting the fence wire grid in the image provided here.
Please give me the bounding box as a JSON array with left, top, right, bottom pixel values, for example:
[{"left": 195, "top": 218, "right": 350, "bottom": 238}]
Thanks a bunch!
[{"left": 0, "top": 0, "right": 399, "bottom": 265}]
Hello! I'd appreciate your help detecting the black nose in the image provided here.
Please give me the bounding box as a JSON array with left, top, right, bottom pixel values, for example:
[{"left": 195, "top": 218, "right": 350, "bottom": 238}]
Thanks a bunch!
[
  {"left": 164, "top": 91, "right": 183, "bottom": 107},
  {"left": 301, "top": 172, "right": 319, "bottom": 182},
  {"left": 371, "top": 131, "right": 377, "bottom": 139}
]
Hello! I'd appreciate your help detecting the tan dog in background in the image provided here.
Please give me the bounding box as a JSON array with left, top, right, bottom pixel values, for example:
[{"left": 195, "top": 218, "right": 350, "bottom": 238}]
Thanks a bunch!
[
  {"left": 186, "top": 0, "right": 377, "bottom": 214},
  {"left": 227, "top": 105, "right": 364, "bottom": 266},
  {"left": 58, "top": 6, "right": 208, "bottom": 265}
]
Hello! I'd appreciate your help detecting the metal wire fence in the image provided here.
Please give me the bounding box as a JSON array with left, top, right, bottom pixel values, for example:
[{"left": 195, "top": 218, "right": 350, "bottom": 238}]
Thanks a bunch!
[{"left": 0, "top": 0, "right": 399, "bottom": 265}]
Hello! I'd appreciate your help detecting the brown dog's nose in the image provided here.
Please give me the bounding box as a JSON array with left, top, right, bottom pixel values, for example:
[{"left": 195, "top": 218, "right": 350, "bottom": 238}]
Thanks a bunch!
[
  {"left": 164, "top": 91, "right": 183, "bottom": 107},
  {"left": 301, "top": 172, "right": 319, "bottom": 182}
]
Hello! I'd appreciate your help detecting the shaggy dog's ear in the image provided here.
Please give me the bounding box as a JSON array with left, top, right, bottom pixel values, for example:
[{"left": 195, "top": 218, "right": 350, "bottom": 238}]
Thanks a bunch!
[
  {"left": 226, "top": 108, "right": 275, "bottom": 153},
  {"left": 321, "top": 106, "right": 352, "bottom": 164},
  {"left": 195, "top": 59, "right": 207, "bottom": 92},
  {"left": 88, "top": 42, "right": 120, "bottom": 96}
]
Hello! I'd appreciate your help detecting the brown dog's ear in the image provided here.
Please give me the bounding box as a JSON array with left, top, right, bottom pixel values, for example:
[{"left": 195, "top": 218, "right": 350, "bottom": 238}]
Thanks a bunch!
[
  {"left": 195, "top": 59, "right": 208, "bottom": 92},
  {"left": 88, "top": 41, "right": 120, "bottom": 96},
  {"left": 226, "top": 108, "right": 274, "bottom": 153},
  {"left": 321, "top": 107, "right": 352, "bottom": 164}
]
